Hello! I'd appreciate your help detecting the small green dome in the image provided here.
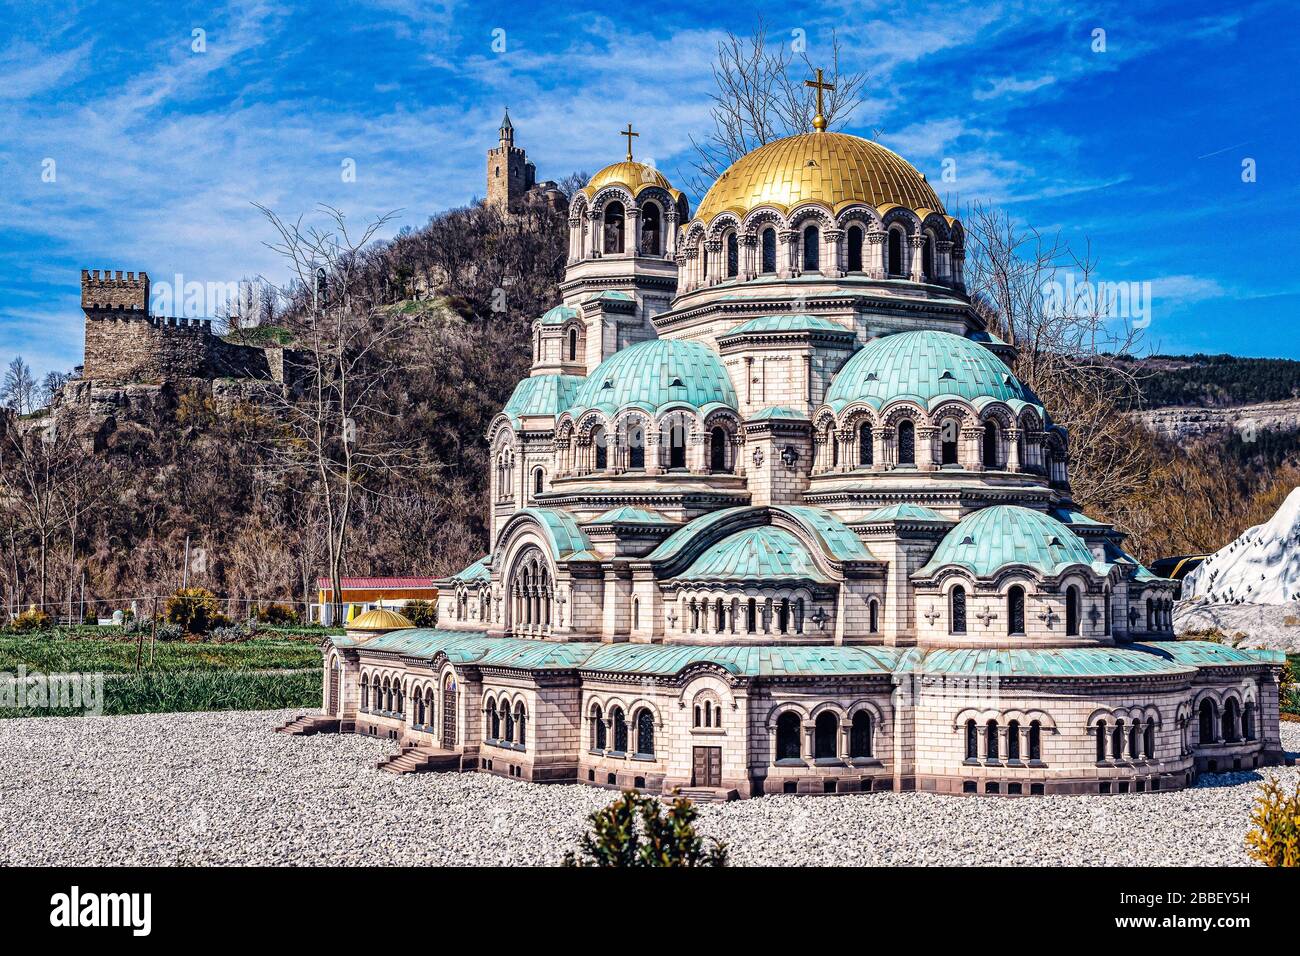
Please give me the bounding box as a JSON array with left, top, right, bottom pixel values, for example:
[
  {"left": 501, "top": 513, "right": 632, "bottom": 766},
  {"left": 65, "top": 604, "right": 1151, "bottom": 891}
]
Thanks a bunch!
[
  {"left": 569, "top": 339, "right": 738, "bottom": 419},
  {"left": 825, "top": 330, "right": 1037, "bottom": 412},
  {"left": 501, "top": 374, "right": 582, "bottom": 425},
  {"left": 917, "top": 505, "right": 1095, "bottom": 578},
  {"left": 679, "top": 526, "right": 831, "bottom": 583}
]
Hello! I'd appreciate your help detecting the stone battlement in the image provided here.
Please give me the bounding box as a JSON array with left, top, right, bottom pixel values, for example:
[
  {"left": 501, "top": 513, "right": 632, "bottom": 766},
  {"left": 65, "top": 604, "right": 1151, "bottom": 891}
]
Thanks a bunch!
[
  {"left": 80, "top": 265, "right": 296, "bottom": 386},
  {"left": 81, "top": 269, "right": 150, "bottom": 313}
]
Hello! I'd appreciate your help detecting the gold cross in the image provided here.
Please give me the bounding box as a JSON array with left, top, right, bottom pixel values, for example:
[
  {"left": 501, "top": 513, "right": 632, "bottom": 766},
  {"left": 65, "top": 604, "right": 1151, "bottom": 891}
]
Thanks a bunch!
[
  {"left": 620, "top": 122, "right": 639, "bottom": 161},
  {"left": 804, "top": 68, "right": 836, "bottom": 131}
]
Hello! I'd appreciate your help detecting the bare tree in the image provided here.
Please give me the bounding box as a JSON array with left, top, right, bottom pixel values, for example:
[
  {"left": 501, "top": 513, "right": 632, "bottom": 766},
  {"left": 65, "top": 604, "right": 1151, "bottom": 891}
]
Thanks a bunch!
[
  {"left": 688, "top": 19, "right": 868, "bottom": 195},
  {"left": 1, "top": 357, "right": 38, "bottom": 415},
  {"left": 964, "top": 202, "right": 1149, "bottom": 511},
  {"left": 254, "top": 203, "right": 427, "bottom": 624}
]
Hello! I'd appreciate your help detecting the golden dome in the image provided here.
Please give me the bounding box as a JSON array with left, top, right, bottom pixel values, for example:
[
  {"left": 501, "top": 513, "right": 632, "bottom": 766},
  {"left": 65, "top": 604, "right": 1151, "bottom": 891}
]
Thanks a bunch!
[
  {"left": 694, "top": 131, "right": 944, "bottom": 224},
  {"left": 346, "top": 607, "right": 415, "bottom": 633},
  {"left": 580, "top": 161, "right": 682, "bottom": 201}
]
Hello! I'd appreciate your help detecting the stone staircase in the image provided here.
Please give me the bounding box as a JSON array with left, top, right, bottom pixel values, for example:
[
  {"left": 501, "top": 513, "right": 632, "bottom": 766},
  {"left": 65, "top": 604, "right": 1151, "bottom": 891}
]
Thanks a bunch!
[
  {"left": 276, "top": 714, "right": 340, "bottom": 736},
  {"left": 670, "top": 787, "right": 739, "bottom": 804},
  {"left": 375, "top": 743, "right": 463, "bottom": 775}
]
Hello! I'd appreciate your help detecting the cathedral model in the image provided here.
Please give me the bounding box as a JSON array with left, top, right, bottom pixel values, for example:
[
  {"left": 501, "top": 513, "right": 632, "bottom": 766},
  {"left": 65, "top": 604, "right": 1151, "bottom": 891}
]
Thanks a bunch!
[{"left": 300, "top": 99, "right": 1286, "bottom": 799}]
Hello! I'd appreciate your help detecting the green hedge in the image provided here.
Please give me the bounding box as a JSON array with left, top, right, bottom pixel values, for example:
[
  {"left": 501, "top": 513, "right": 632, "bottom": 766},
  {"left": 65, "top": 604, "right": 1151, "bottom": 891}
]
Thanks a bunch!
[{"left": 1, "top": 669, "right": 321, "bottom": 718}]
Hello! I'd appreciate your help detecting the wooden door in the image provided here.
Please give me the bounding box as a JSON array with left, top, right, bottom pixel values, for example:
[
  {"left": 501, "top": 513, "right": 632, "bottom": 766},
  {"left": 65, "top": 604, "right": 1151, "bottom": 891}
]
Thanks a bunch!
[
  {"left": 441, "top": 685, "right": 457, "bottom": 749},
  {"left": 692, "top": 746, "right": 722, "bottom": 787}
]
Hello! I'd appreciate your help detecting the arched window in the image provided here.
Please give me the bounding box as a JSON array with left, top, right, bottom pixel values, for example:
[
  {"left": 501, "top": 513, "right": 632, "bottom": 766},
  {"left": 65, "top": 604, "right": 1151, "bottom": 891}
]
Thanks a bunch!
[
  {"left": 1007, "top": 586, "right": 1026, "bottom": 635},
  {"left": 1103, "top": 587, "right": 1112, "bottom": 636},
  {"left": 1222, "top": 698, "right": 1240, "bottom": 742},
  {"left": 1007, "top": 719, "right": 1021, "bottom": 761},
  {"left": 922, "top": 233, "right": 934, "bottom": 280},
  {"left": 1065, "top": 586, "right": 1081, "bottom": 636},
  {"left": 746, "top": 598, "right": 757, "bottom": 633},
  {"left": 985, "top": 720, "right": 999, "bottom": 761},
  {"left": 1199, "top": 698, "right": 1216, "bottom": 744},
  {"left": 503, "top": 703, "right": 515, "bottom": 743},
  {"left": 847, "top": 224, "right": 864, "bottom": 271},
  {"left": 425, "top": 688, "right": 434, "bottom": 725},
  {"left": 1112, "top": 719, "right": 1125, "bottom": 759},
  {"left": 668, "top": 422, "right": 687, "bottom": 470},
  {"left": 776, "top": 711, "right": 802, "bottom": 761},
  {"left": 1029, "top": 720, "right": 1042, "bottom": 762},
  {"left": 632, "top": 597, "right": 640, "bottom": 630},
  {"left": 1243, "top": 702, "right": 1256, "bottom": 741},
  {"left": 982, "top": 422, "right": 1000, "bottom": 468},
  {"left": 802, "top": 225, "right": 820, "bottom": 272},
  {"left": 850, "top": 711, "right": 873, "bottom": 758},
  {"left": 1095, "top": 721, "right": 1107, "bottom": 761},
  {"left": 1143, "top": 719, "right": 1156, "bottom": 759},
  {"left": 950, "top": 585, "right": 967, "bottom": 634},
  {"left": 887, "top": 227, "right": 904, "bottom": 276},
  {"left": 489, "top": 699, "right": 500, "bottom": 739},
  {"left": 709, "top": 426, "right": 729, "bottom": 473},
  {"left": 635, "top": 709, "right": 655, "bottom": 757},
  {"left": 516, "top": 702, "right": 527, "bottom": 747},
  {"left": 628, "top": 422, "right": 645, "bottom": 470},
  {"left": 415, "top": 692, "right": 426, "bottom": 726},
  {"left": 593, "top": 705, "right": 606, "bottom": 749},
  {"left": 592, "top": 425, "right": 608, "bottom": 471},
  {"left": 760, "top": 227, "right": 777, "bottom": 273},
  {"left": 868, "top": 598, "right": 879, "bottom": 634},
  {"left": 567, "top": 327, "right": 578, "bottom": 362},
  {"left": 533, "top": 468, "right": 544, "bottom": 496},
  {"left": 1146, "top": 597, "right": 1154, "bottom": 631},
  {"left": 641, "top": 202, "right": 661, "bottom": 256},
  {"left": 1129, "top": 721, "right": 1139, "bottom": 759},
  {"left": 858, "top": 421, "right": 873, "bottom": 466},
  {"left": 726, "top": 232, "right": 739, "bottom": 277},
  {"left": 897, "top": 420, "right": 915, "bottom": 465},
  {"left": 603, "top": 201, "right": 625, "bottom": 254},
  {"left": 360, "top": 675, "right": 369, "bottom": 710},
  {"left": 612, "top": 707, "right": 628, "bottom": 753},
  {"left": 814, "top": 712, "right": 838, "bottom": 759},
  {"left": 965, "top": 719, "right": 979, "bottom": 760},
  {"left": 940, "top": 420, "right": 959, "bottom": 465}
]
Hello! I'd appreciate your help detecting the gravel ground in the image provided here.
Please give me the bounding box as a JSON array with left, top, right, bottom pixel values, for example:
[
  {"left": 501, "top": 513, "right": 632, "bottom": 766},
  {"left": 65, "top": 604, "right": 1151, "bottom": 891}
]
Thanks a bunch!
[{"left": 1, "top": 709, "right": 1296, "bottom": 866}]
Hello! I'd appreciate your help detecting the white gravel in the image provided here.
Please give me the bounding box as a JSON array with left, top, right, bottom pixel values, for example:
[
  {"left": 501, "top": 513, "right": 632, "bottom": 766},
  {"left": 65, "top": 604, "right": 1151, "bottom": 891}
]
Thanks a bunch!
[{"left": 1, "top": 709, "right": 1295, "bottom": 866}]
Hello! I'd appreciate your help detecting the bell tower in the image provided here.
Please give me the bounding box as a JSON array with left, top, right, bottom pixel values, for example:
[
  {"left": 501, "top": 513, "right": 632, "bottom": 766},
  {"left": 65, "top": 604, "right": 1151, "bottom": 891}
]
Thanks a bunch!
[{"left": 486, "top": 109, "right": 536, "bottom": 213}]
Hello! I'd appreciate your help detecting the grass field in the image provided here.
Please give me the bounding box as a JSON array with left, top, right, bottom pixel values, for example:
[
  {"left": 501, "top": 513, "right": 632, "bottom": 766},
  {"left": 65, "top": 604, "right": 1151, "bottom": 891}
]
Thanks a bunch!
[
  {"left": 1, "top": 669, "right": 322, "bottom": 718},
  {"left": 0, "top": 632, "right": 323, "bottom": 674},
  {"left": 0, "top": 629, "right": 325, "bottom": 718}
]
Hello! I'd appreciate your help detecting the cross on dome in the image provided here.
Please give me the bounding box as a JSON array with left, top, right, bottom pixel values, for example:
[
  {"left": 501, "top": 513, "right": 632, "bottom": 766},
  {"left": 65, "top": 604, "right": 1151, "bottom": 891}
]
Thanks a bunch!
[
  {"left": 804, "top": 68, "right": 836, "bottom": 131},
  {"left": 620, "top": 122, "right": 639, "bottom": 161}
]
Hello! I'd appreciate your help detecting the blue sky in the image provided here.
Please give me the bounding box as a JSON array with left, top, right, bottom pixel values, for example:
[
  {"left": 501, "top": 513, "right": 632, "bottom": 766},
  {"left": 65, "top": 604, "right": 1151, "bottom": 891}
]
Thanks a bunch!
[{"left": 2, "top": 0, "right": 1297, "bottom": 377}]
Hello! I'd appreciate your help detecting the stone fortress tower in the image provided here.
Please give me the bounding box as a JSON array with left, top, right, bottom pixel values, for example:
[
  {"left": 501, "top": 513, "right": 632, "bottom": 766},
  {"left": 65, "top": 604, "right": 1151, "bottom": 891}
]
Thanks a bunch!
[{"left": 485, "top": 109, "right": 568, "bottom": 215}]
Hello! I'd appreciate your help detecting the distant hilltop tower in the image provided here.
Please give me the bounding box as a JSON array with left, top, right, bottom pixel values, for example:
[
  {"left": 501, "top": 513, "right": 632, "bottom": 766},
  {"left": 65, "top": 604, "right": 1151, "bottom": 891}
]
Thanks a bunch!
[
  {"left": 486, "top": 110, "right": 567, "bottom": 215},
  {"left": 487, "top": 109, "right": 536, "bottom": 213}
]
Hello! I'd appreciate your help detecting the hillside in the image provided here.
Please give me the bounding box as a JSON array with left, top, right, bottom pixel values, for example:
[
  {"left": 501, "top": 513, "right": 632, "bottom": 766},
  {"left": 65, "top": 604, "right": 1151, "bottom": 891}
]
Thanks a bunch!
[{"left": 1122, "top": 353, "right": 1300, "bottom": 408}]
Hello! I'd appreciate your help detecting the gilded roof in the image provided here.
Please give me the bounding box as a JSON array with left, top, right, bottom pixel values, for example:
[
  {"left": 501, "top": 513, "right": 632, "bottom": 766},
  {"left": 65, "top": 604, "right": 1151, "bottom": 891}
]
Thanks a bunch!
[
  {"left": 346, "top": 607, "right": 414, "bottom": 632},
  {"left": 580, "top": 161, "right": 681, "bottom": 200},
  {"left": 695, "top": 131, "right": 944, "bottom": 224}
]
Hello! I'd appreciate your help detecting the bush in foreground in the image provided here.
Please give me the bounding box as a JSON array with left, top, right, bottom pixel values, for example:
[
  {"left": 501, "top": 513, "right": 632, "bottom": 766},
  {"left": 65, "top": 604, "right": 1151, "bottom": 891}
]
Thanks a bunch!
[
  {"left": 1245, "top": 777, "right": 1300, "bottom": 867},
  {"left": 166, "top": 587, "right": 222, "bottom": 634},
  {"left": 563, "top": 791, "right": 727, "bottom": 867}
]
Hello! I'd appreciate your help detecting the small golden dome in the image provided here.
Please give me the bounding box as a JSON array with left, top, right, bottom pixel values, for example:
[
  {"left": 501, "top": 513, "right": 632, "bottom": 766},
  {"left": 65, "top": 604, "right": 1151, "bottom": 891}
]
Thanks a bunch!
[
  {"left": 694, "top": 131, "right": 944, "bottom": 224},
  {"left": 346, "top": 607, "right": 415, "bottom": 633},
  {"left": 580, "top": 161, "right": 682, "bottom": 201}
]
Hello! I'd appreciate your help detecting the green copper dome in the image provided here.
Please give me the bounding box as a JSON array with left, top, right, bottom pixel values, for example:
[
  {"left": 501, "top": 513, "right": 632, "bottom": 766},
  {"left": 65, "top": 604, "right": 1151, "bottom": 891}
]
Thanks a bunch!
[
  {"left": 678, "top": 526, "right": 831, "bottom": 583},
  {"left": 916, "top": 505, "right": 1096, "bottom": 579},
  {"left": 825, "top": 330, "right": 1038, "bottom": 412},
  {"left": 501, "top": 374, "right": 582, "bottom": 425},
  {"left": 569, "top": 338, "right": 738, "bottom": 419}
]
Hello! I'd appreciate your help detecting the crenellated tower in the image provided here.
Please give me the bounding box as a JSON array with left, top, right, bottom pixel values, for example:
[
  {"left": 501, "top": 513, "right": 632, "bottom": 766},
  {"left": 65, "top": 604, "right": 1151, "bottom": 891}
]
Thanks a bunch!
[{"left": 486, "top": 109, "right": 536, "bottom": 213}]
